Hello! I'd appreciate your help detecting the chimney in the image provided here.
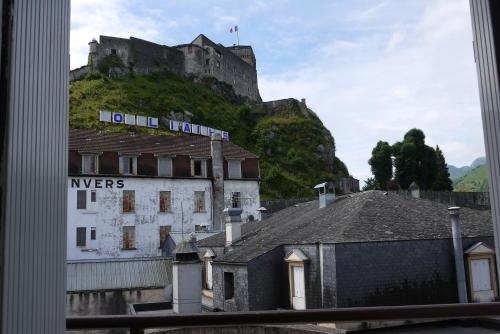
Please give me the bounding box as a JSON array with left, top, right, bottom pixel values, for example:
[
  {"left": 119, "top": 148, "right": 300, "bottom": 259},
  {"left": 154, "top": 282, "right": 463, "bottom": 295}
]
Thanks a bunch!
[
  {"left": 409, "top": 181, "right": 420, "bottom": 199},
  {"left": 211, "top": 132, "right": 224, "bottom": 231},
  {"left": 257, "top": 206, "right": 268, "bottom": 221},
  {"left": 448, "top": 207, "right": 468, "bottom": 303},
  {"left": 172, "top": 235, "right": 202, "bottom": 313},
  {"left": 225, "top": 208, "right": 243, "bottom": 246},
  {"left": 314, "top": 182, "right": 336, "bottom": 209}
]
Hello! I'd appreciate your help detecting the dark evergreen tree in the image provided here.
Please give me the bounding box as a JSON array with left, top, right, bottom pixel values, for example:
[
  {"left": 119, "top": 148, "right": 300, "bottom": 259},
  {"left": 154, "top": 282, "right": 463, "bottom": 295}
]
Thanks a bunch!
[
  {"left": 432, "top": 145, "right": 453, "bottom": 191},
  {"left": 368, "top": 141, "right": 393, "bottom": 190},
  {"left": 393, "top": 128, "right": 437, "bottom": 190}
]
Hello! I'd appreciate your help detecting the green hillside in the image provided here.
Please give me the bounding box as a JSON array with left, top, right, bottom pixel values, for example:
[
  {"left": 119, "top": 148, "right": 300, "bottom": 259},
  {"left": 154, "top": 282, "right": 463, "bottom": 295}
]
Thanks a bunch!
[
  {"left": 69, "top": 71, "right": 348, "bottom": 199},
  {"left": 453, "top": 164, "right": 489, "bottom": 192}
]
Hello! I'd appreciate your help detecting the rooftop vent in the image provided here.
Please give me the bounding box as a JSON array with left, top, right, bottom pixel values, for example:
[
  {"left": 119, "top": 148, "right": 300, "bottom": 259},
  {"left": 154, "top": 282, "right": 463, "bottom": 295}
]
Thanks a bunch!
[{"left": 314, "top": 182, "right": 336, "bottom": 209}]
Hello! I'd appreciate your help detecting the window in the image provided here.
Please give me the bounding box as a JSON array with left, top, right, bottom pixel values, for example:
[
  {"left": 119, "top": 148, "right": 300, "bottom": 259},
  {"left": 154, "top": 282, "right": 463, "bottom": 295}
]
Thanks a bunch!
[
  {"left": 158, "top": 157, "right": 172, "bottom": 177},
  {"left": 216, "top": 60, "right": 221, "bottom": 68},
  {"left": 195, "top": 225, "right": 208, "bottom": 232},
  {"left": 110, "top": 48, "right": 117, "bottom": 55},
  {"left": 82, "top": 154, "right": 98, "bottom": 174},
  {"left": 122, "top": 226, "right": 135, "bottom": 250},
  {"left": 159, "top": 225, "right": 171, "bottom": 248},
  {"left": 224, "top": 272, "right": 235, "bottom": 300},
  {"left": 159, "top": 191, "right": 171, "bottom": 212},
  {"left": 90, "top": 227, "right": 96, "bottom": 240},
  {"left": 77, "top": 190, "right": 86, "bottom": 209},
  {"left": 205, "top": 59, "right": 210, "bottom": 66},
  {"left": 76, "top": 227, "right": 86, "bottom": 247},
  {"left": 194, "top": 191, "right": 205, "bottom": 212},
  {"left": 122, "top": 190, "right": 135, "bottom": 213},
  {"left": 119, "top": 156, "right": 137, "bottom": 175},
  {"left": 191, "top": 159, "right": 206, "bottom": 177},
  {"left": 91, "top": 190, "right": 96, "bottom": 202},
  {"left": 228, "top": 160, "right": 242, "bottom": 179},
  {"left": 231, "top": 192, "right": 241, "bottom": 208}
]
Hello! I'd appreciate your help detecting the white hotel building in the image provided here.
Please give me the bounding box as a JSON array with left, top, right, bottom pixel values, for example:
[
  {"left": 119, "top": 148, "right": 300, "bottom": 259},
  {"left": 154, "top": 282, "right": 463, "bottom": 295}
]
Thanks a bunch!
[{"left": 67, "top": 129, "right": 260, "bottom": 261}]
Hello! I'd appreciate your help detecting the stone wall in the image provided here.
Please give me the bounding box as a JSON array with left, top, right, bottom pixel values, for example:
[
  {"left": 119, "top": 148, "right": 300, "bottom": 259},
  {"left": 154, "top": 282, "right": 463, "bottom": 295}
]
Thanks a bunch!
[
  {"left": 393, "top": 191, "right": 490, "bottom": 210},
  {"left": 212, "top": 263, "right": 249, "bottom": 311},
  {"left": 260, "top": 198, "right": 316, "bottom": 214},
  {"left": 66, "top": 288, "right": 165, "bottom": 316},
  {"left": 130, "top": 37, "right": 184, "bottom": 76}
]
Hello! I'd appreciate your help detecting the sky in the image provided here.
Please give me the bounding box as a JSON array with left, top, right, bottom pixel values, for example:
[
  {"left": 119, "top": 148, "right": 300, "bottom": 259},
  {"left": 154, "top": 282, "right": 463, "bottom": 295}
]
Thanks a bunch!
[{"left": 70, "top": 0, "right": 485, "bottom": 183}]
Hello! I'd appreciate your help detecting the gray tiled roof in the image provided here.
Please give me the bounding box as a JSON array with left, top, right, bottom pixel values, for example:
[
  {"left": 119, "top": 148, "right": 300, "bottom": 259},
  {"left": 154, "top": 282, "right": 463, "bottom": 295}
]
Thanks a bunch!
[{"left": 198, "top": 191, "right": 493, "bottom": 263}]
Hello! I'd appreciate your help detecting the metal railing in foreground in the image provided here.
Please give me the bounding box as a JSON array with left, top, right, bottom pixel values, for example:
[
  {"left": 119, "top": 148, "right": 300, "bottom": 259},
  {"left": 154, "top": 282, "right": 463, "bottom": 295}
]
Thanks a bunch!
[{"left": 66, "top": 302, "right": 500, "bottom": 332}]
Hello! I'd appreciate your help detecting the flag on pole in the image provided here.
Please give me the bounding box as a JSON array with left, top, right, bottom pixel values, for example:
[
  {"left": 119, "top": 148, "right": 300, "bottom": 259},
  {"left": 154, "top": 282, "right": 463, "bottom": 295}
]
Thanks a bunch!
[{"left": 229, "top": 25, "right": 238, "bottom": 33}]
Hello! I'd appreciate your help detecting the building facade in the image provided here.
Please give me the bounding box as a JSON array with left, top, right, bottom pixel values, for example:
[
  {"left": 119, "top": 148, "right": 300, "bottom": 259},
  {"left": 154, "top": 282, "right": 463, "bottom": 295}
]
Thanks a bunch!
[
  {"left": 71, "top": 34, "right": 261, "bottom": 102},
  {"left": 67, "top": 129, "right": 260, "bottom": 261}
]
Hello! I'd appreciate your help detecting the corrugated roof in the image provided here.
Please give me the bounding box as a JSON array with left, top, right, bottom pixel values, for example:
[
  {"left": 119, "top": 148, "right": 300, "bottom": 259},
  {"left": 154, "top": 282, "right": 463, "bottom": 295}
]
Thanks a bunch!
[
  {"left": 67, "top": 257, "right": 172, "bottom": 292},
  {"left": 69, "top": 129, "right": 258, "bottom": 159},
  {"left": 198, "top": 191, "right": 493, "bottom": 263}
]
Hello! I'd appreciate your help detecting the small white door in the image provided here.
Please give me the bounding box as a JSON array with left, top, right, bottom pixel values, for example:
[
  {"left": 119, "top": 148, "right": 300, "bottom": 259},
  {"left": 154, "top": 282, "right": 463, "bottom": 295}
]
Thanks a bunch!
[
  {"left": 292, "top": 266, "right": 305, "bottom": 310},
  {"left": 471, "top": 259, "right": 494, "bottom": 302},
  {"left": 206, "top": 261, "right": 213, "bottom": 290}
]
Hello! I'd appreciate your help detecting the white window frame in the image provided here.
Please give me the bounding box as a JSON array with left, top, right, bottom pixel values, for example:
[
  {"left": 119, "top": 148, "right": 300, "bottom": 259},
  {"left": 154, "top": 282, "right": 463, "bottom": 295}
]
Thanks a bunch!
[
  {"left": 119, "top": 155, "right": 138, "bottom": 175},
  {"left": 82, "top": 154, "right": 99, "bottom": 174},
  {"left": 228, "top": 159, "right": 242, "bottom": 179},
  {"left": 157, "top": 156, "right": 173, "bottom": 177}
]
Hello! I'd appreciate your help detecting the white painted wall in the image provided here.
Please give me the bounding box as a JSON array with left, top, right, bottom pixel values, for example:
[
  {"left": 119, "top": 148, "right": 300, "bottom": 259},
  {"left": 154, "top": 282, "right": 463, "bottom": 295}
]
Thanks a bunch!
[
  {"left": 67, "top": 177, "right": 260, "bottom": 260},
  {"left": 224, "top": 180, "right": 260, "bottom": 223}
]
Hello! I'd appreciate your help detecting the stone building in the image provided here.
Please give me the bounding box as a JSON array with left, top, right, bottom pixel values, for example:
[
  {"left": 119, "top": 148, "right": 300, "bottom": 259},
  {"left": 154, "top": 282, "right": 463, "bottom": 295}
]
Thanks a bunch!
[
  {"left": 72, "top": 34, "right": 261, "bottom": 101},
  {"left": 67, "top": 129, "right": 260, "bottom": 261},
  {"left": 198, "top": 191, "right": 495, "bottom": 311}
]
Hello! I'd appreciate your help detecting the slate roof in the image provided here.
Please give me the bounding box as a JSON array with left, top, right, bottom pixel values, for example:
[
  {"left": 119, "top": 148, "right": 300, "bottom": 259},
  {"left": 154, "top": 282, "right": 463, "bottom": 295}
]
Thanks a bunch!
[
  {"left": 69, "top": 129, "right": 258, "bottom": 159},
  {"left": 197, "top": 191, "right": 493, "bottom": 263}
]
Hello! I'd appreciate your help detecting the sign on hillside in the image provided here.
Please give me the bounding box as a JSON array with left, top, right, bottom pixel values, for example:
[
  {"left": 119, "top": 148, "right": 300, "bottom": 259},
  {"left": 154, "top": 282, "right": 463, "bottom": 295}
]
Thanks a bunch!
[{"left": 99, "top": 111, "right": 229, "bottom": 141}]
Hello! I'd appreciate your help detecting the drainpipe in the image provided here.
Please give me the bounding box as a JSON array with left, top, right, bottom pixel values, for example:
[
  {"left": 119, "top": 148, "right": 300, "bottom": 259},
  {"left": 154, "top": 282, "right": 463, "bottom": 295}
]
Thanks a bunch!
[{"left": 448, "top": 206, "right": 468, "bottom": 303}]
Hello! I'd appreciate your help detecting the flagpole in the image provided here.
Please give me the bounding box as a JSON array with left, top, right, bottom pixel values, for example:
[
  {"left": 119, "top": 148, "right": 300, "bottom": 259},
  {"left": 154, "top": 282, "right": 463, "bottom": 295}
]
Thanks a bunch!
[{"left": 236, "top": 29, "right": 239, "bottom": 46}]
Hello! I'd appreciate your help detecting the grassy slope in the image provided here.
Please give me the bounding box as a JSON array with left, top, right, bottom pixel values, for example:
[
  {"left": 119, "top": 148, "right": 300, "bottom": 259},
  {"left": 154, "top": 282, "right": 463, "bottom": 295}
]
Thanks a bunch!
[
  {"left": 69, "top": 71, "right": 348, "bottom": 199},
  {"left": 453, "top": 164, "right": 489, "bottom": 192}
]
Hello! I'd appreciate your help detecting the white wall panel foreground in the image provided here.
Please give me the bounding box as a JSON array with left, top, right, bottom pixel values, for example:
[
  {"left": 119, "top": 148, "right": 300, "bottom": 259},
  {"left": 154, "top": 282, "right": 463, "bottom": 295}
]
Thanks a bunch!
[
  {"left": 470, "top": 0, "right": 500, "bottom": 289},
  {"left": 0, "top": 0, "right": 69, "bottom": 333}
]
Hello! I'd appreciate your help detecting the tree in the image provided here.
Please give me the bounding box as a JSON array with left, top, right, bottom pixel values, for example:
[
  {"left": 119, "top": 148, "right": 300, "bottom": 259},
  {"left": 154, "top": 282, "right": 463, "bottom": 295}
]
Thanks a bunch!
[
  {"left": 432, "top": 146, "right": 453, "bottom": 191},
  {"left": 368, "top": 141, "right": 393, "bottom": 190},
  {"left": 362, "top": 177, "right": 379, "bottom": 191},
  {"left": 392, "top": 129, "right": 438, "bottom": 190}
]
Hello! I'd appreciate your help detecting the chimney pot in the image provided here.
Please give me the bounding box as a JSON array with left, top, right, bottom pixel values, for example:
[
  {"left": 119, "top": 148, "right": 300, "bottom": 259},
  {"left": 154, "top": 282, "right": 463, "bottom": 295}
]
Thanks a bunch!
[{"left": 224, "top": 208, "right": 243, "bottom": 246}]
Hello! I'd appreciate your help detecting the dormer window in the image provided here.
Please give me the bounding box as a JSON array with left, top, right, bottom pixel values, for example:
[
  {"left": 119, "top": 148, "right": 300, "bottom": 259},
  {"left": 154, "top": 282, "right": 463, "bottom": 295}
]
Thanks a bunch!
[
  {"left": 191, "top": 159, "right": 207, "bottom": 178},
  {"left": 119, "top": 155, "right": 137, "bottom": 175},
  {"left": 228, "top": 160, "right": 242, "bottom": 179},
  {"left": 158, "top": 156, "right": 173, "bottom": 177},
  {"left": 82, "top": 154, "right": 98, "bottom": 174}
]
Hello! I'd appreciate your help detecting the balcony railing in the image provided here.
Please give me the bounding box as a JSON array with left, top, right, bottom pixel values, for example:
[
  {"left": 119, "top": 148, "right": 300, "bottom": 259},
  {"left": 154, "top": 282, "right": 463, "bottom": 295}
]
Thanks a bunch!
[{"left": 67, "top": 302, "right": 500, "bottom": 333}]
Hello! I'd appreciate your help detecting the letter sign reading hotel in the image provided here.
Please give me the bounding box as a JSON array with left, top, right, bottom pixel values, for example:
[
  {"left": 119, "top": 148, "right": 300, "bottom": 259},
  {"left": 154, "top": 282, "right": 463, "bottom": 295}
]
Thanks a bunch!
[{"left": 100, "top": 111, "right": 229, "bottom": 140}]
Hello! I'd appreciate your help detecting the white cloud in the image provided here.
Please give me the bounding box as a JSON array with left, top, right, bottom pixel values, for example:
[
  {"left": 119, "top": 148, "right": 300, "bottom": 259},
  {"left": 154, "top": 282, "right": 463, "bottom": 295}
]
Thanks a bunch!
[
  {"left": 260, "top": 0, "right": 484, "bottom": 182},
  {"left": 70, "top": 0, "right": 173, "bottom": 69}
]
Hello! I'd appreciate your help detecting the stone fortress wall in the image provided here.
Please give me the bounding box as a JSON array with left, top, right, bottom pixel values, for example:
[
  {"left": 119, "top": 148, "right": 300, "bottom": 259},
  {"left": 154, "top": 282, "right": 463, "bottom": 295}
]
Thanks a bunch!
[{"left": 71, "top": 34, "right": 261, "bottom": 101}]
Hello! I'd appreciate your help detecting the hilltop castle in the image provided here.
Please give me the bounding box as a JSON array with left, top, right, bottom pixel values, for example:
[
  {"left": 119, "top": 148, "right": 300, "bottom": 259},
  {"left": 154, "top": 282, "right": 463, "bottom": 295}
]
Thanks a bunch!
[{"left": 70, "top": 34, "right": 261, "bottom": 101}]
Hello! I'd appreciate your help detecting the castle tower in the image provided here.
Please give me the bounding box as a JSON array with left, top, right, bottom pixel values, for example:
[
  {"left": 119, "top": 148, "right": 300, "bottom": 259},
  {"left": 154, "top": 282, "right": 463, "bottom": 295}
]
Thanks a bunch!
[{"left": 88, "top": 38, "right": 98, "bottom": 67}]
